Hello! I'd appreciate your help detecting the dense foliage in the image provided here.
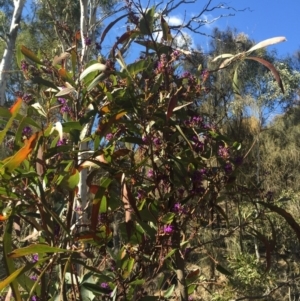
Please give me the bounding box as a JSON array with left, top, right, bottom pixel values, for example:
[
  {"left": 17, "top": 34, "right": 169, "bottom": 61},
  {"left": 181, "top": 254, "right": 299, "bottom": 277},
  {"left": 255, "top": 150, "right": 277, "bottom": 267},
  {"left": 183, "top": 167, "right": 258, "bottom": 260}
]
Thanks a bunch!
[{"left": 1, "top": 1, "right": 300, "bottom": 301}]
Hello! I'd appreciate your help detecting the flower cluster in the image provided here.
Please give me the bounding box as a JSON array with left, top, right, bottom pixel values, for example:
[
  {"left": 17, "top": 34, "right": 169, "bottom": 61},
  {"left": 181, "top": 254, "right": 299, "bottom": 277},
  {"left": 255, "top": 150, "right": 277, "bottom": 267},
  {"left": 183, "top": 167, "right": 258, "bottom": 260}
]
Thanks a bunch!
[
  {"left": 22, "top": 126, "right": 32, "bottom": 138},
  {"left": 57, "top": 97, "right": 71, "bottom": 114}
]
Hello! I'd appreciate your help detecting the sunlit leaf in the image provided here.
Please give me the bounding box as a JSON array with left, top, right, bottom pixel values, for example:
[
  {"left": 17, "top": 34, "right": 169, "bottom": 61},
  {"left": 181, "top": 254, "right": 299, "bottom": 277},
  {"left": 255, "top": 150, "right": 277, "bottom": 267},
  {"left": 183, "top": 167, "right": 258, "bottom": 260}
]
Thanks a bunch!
[
  {"left": 164, "top": 284, "right": 175, "bottom": 298},
  {"left": 0, "top": 97, "right": 22, "bottom": 145},
  {"left": 79, "top": 63, "right": 106, "bottom": 82},
  {"left": 139, "top": 7, "right": 155, "bottom": 35},
  {"left": 212, "top": 53, "right": 234, "bottom": 62},
  {"left": 161, "top": 16, "right": 172, "bottom": 42},
  {"left": 246, "top": 36, "right": 287, "bottom": 54},
  {"left": 21, "top": 45, "right": 43, "bottom": 64},
  {"left": 8, "top": 244, "right": 68, "bottom": 258},
  {"left": 0, "top": 131, "right": 40, "bottom": 174}
]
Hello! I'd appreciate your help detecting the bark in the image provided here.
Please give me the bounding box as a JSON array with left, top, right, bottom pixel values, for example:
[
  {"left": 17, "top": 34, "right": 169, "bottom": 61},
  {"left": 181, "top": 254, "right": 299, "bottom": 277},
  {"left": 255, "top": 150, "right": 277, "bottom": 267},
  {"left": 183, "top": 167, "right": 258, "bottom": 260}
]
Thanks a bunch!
[{"left": 0, "top": 0, "right": 25, "bottom": 105}]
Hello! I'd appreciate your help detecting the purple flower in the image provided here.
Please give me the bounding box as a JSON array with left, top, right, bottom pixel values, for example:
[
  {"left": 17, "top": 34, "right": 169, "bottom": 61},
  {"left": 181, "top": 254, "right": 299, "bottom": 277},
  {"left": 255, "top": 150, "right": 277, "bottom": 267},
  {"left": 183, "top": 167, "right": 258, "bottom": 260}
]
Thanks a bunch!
[
  {"left": 234, "top": 156, "right": 243, "bottom": 166},
  {"left": 218, "top": 145, "right": 229, "bottom": 159},
  {"left": 173, "top": 202, "right": 187, "bottom": 214},
  {"left": 60, "top": 105, "right": 71, "bottom": 113},
  {"left": 163, "top": 225, "right": 174, "bottom": 234},
  {"left": 153, "top": 137, "right": 161, "bottom": 146},
  {"left": 147, "top": 169, "right": 154, "bottom": 178},
  {"left": 57, "top": 139, "right": 66, "bottom": 146},
  {"left": 22, "top": 93, "right": 33, "bottom": 103},
  {"left": 21, "top": 60, "right": 29, "bottom": 72},
  {"left": 30, "top": 274, "right": 38, "bottom": 281},
  {"left": 22, "top": 126, "right": 32, "bottom": 137},
  {"left": 32, "top": 254, "right": 38, "bottom": 263},
  {"left": 57, "top": 97, "right": 67, "bottom": 105},
  {"left": 106, "top": 133, "right": 113, "bottom": 140},
  {"left": 181, "top": 71, "right": 191, "bottom": 78},
  {"left": 84, "top": 37, "right": 92, "bottom": 46},
  {"left": 137, "top": 189, "right": 145, "bottom": 200},
  {"left": 100, "top": 282, "right": 110, "bottom": 289},
  {"left": 31, "top": 296, "right": 38, "bottom": 301},
  {"left": 224, "top": 163, "right": 233, "bottom": 174}
]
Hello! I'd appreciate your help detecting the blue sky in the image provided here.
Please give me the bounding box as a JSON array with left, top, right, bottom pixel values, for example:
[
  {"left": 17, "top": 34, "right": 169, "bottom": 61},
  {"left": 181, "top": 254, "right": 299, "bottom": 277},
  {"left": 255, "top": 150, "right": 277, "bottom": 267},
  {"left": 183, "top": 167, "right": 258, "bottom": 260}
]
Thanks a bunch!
[{"left": 103, "top": 0, "right": 300, "bottom": 60}]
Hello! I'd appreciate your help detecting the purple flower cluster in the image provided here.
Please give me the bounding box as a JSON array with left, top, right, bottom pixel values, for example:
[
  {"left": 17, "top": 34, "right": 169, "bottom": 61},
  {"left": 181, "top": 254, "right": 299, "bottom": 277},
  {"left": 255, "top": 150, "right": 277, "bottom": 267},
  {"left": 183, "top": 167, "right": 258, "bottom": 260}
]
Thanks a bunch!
[
  {"left": 84, "top": 37, "right": 92, "bottom": 46},
  {"left": 32, "top": 254, "right": 39, "bottom": 263},
  {"left": 147, "top": 169, "right": 154, "bottom": 178},
  {"left": 22, "top": 126, "right": 32, "bottom": 137},
  {"left": 57, "top": 97, "right": 71, "bottom": 114},
  {"left": 218, "top": 145, "right": 230, "bottom": 159},
  {"left": 163, "top": 225, "right": 174, "bottom": 234},
  {"left": 173, "top": 202, "right": 187, "bottom": 214},
  {"left": 57, "top": 139, "right": 66, "bottom": 146},
  {"left": 21, "top": 60, "right": 29, "bottom": 72},
  {"left": 22, "top": 93, "right": 33, "bottom": 103},
  {"left": 192, "top": 135, "right": 205, "bottom": 153},
  {"left": 106, "top": 133, "right": 113, "bottom": 141},
  {"left": 224, "top": 162, "right": 233, "bottom": 174}
]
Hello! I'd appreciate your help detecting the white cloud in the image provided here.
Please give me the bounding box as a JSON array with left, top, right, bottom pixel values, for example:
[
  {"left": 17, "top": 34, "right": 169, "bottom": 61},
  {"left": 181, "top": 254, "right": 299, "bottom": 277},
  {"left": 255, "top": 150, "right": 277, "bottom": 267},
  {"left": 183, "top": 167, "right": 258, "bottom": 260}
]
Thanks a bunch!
[{"left": 167, "top": 16, "right": 184, "bottom": 26}]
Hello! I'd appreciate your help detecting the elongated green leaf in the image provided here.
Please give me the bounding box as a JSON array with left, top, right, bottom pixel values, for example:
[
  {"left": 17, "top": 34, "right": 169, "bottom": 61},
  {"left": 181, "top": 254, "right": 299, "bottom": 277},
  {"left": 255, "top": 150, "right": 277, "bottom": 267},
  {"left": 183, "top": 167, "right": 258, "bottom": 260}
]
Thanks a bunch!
[
  {"left": 161, "top": 212, "right": 175, "bottom": 224},
  {"left": 245, "top": 56, "right": 284, "bottom": 93},
  {"left": 232, "top": 66, "right": 240, "bottom": 95},
  {"left": 21, "top": 45, "right": 43, "bottom": 64},
  {"left": 161, "top": 16, "right": 172, "bottom": 42},
  {"left": 0, "top": 262, "right": 36, "bottom": 291},
  {"left": 80, "top": 63, "right": 106, "bottom": 82},
  {"left": 175, "top": 125, "right": 193, "bottom": 151},
  {"left": 31, "top": 77, "right": 58, "bottom": 90},
  {"left": 0, "top": 98, "right": 22, "bottom": 145},
  {"left": 216, "top": 264, "right": 233, "bottom": 276},
  {"left": 164, "top": 284, "right": 175, "bottom": 298},
  {"left": 127, "top": 58, "right": 152, "bottom": 76},
  {"left": 16, "top": 44, "right": 25, "bottom": 68},
  {"left": 8, "top": 244, "right": 69, "bottom": 258}
]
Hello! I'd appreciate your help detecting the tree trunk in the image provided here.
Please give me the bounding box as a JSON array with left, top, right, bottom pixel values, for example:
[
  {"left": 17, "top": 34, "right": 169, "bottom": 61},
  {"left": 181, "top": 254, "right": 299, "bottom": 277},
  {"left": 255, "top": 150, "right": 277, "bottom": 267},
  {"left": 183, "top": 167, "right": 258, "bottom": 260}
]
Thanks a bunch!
[{"left": 0, "top": 0, "right": 26, "bottom": 105}]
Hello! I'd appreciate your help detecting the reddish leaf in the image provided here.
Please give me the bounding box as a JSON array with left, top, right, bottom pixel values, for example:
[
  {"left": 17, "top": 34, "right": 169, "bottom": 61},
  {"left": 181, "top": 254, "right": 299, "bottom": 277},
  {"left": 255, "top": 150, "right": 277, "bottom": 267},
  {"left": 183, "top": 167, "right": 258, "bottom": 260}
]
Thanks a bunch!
[
  {"left": 246, "top": 57, "right": 284, "bottom": 94},
  {"left": 166, "top": 96, "right": 177, "bottom": 120},
  {"left": 110, "top": 30, "right": 140, "bottom": 58},
  {"left": 259, "top": 202, "right": 300, "bottom": 242}
]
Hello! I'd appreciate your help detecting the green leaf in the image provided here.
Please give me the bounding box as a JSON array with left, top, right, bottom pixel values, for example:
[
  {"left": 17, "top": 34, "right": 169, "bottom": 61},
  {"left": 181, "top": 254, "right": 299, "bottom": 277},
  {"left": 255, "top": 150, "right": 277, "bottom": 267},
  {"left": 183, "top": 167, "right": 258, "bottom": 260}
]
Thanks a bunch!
[
  {"left": 164, "top": 284, "right": 175, "bottom": 298},
  {"left": 16, "top": 44, "right": 25, "bottom": 68},
  {"left": 8, "top": 244, "right": 69, "bottom": 258},
  {"left": 161, "top": 212, "right": 175, "bottom": 224},
  {"left": 139, "top": 7, "right": 155, "bottom": 35},
  {"left": 21, "top": 45, "right": 43, "bottom": 64},
  {"left": 175, "top": 125, "right": 193, "bottom": 151},
  {"left": 63, "top": 122, "right": 83, "bottom": 132},
  {"left": 161, "top": 16, "right": 172, "bottom": 42},
  {"left": 31, "top": 77, "right": 58, "bottom": 90},
  {"left": 3, "top": 217, "right": 22, "bottom": 300},
  {"left": 0, "top": 98, "right": 22, "bottom": 145},
  {"left": 187, "top": 284, "right": 197, "bottom": 295},
  {"left": 164, "top": 248, "right": 177, "bottom": 259},
  {"left": 81, "top": 282, "right": 112, "bottom": 295},
  {"left": 232, "top": 66, "right": 240, "bottom": 95},
  {"left": 80, "top": 63, "right": 106, "bottom": 82},
  {"left": 126, "top": 58, "right": 152, "bottom": 76},
  {"left": 216, "top": 264, "right": 233, "bottom": 276}
]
